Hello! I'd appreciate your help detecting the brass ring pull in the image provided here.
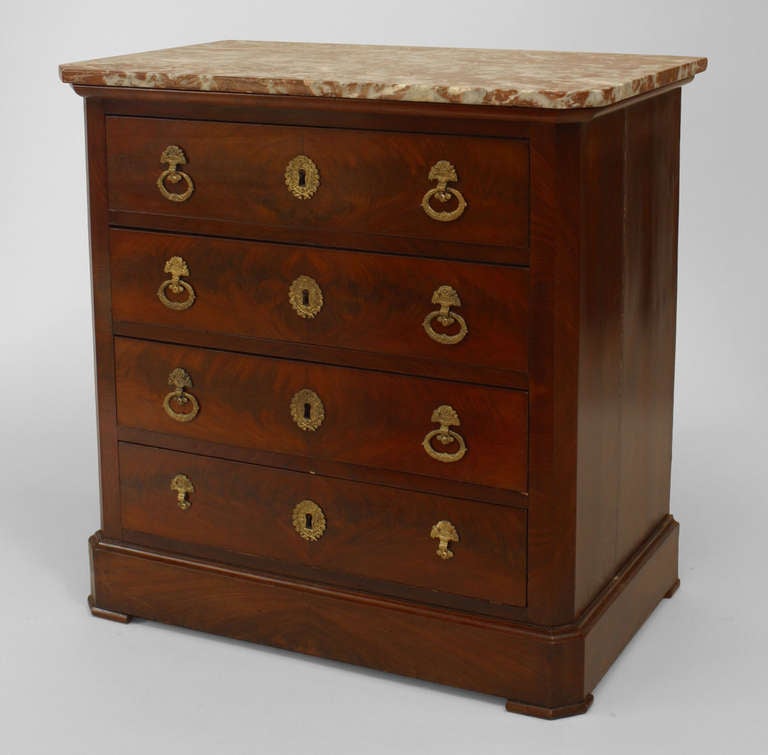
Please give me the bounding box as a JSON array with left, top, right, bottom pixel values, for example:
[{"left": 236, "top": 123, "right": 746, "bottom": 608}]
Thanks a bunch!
[
  {"left": 163, "top": 368, "right": 200, "bottom": 423},
  {"left": 422, "top": 405, "right": 467, "bottom": 463},
  {"left": 285, "top": 155, "right": 320, "bottom": 199},
  {"left": 430, "top": 520, "right": 459, "bottom": 560},
  {"left": 421, "top": 160, "right": 466, "bottom": 222},
  {"left": 157, "top": 145, "right": 194, "bottom": 202},
  {"left": 290, "top": 388, "right": 325, "bottom": 431},
  {"left": 292, "top": 499, "right": 326, "bottom": 541},
  {"left": 157, "top": 256, "right": 196, "bottom": 311},
  {"left": 422, "top": 285, "right": 468, "bottom": 345},
  {"left": 170, "top": 474, "right": 194, "bottom": 511},
  {"left": 289, "top": 275, "right": 323, "bottom": 319}
]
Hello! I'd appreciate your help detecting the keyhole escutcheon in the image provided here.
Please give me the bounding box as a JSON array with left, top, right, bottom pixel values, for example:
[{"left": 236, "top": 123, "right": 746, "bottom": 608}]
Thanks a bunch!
[
  {"left": 289, "top": 275, "right": 324, "bottom": 319},
  {"left": 290, "top": 388, "right": 325, "bottom": 431},
  {"left": 292, "top": 499, "right": 326, "bottom": 542},
  {"left": 285, "top": 155, "right": 319, "bottom": 199}
]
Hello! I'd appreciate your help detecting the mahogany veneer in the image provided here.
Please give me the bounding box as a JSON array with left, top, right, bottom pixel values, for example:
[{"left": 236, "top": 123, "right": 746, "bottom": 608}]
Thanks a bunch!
[
  {"left": 106, "top": 116, "right": 530, "bottom": 252},
  {"left": 114, "top": 337, "right": 529, "bottom": 492},
  {"left": 119, "top": 443, "right": 528, "bottom": 608},
  {"left": 109, "top": 229, "right": 530, "bottom": 376},
  {"left": 61, "top": 42, "right": 706, "bottom": 718}
]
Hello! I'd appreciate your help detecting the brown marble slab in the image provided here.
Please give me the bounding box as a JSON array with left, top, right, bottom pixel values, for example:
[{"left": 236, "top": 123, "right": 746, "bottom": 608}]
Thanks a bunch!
[{"left": 59, "top": 40, "right": 707, "bottom": 110}]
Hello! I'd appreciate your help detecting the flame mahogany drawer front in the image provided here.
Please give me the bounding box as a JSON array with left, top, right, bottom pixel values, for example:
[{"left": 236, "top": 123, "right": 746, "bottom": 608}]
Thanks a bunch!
[
  {"left": 110, "top": 229, "right": 529, "bottom": 376},
  {"left": 119, "top": 443, "right": 528, "bottom": 608},
  {"left": 105, "top": 116, "right": 530, "bottom": 256},
  {"left": 114, "top": 337, "right": 529, "bottom": 493}
]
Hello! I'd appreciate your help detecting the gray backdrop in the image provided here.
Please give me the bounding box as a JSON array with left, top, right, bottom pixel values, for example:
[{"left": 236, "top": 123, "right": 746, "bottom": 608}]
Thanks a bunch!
[{"left": 1, "top": 1, "right": 764, "bottom": 752}]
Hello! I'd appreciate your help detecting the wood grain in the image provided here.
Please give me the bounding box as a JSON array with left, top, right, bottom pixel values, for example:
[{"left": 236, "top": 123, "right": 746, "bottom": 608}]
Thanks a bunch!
[
  {"left": 84, "top": 98, "right": 121, "bottom": 539},
  {"left": 119, "top": 443, "right": 527, "bottom": 606},
  {"left": 583, "top": 516, "right": 679, "bottom": 691},
  {"left": 525, "top": 122, "right": 581, "bottom": 625},
  {"left": 106, "top": 116, "right": 529, "bottom": 255},
  {"left": 615, "top": 91, "right": 680, "bottom": 566},
  {"left": 89, "top": 532, "right": 583, "bottom": 710},
  {"left": 115, "top": 427, "right": 529, "bottom": 510},
  {"left": 110, "top": 228, "right": 529, "bottom": 377},
  {"left": 88, "top": 513, "right": 679, "bottom": 715},
  {"left": 114, "top": 338, "right": 529, "bottom": 492},
  {"left": 66, "top": 71, "right": 694, "bottom": 717},
  {"left": 574, "top": 109, "right": 625, "bottom": 611},
  {"left": 573, "top": 89, "right": 681, "bottom": 612}
]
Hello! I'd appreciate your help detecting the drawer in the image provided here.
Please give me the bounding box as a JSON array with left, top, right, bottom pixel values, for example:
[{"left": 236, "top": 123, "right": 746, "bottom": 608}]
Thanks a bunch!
[
  {"left": 105, "top": 116, "right": 529, "bottom": 253},
  {"left": 110, "top": 229, "right": 529, "bottom": 376},
  {"left": 115, "top": 338, "right": 529, "bottom": 492},
  {"left": 119, "top": 443, "right": 527, "bottom": 607}
]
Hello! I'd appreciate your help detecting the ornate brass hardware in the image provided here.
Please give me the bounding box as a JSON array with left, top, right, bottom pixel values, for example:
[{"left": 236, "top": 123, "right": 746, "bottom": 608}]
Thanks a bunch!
[
  {"left": 285, "top": 155, "right": 320, "bottom": 199},
  {"left": 157, "top": 145, "right": 194, "bottom": 202},
  {"left": 421, "top": 160, "right": 467, "bottom": 222},
  {"left": 292, "top": 499, "right": 326, "bottom": 541},
  {"left": 422, "top": 405, "right": 467, "bottom": 463},
  {"left": 170, "top": 473, "right": 194, "bottom": 511},
  {"left": 163, "top": 368, "right": 200, "bottom": 423},
  {"left": 422, "top": 285, "right": 468, "bottom": 345},
  {"left": 157, "top": 256, "right": 196, "bottom": 311},
  {"left": 289, "top": 275, "right": 324, "bottom": 319},
  {"left": 290, "top": 388, "right": 325, "bottom": 431},
  {"left": 430, "top": 520, "right": 459, "bottom": 560}
]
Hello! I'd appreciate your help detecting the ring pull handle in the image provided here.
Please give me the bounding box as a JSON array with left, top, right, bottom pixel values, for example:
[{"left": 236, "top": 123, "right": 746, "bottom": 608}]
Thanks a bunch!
[
  {"left": 157, "top": 256, "right": 196, "bottom": 311},
  {"left": 421, "top": 160, "right": 467, "bottom": 222},
  {"left": 430, "top": 520, "right": 459, "bottom": 560},
  {"left": 170, "top": 474, "right": 194, "bottom": 511},
  {"left": 422, "top": 285, "right": 468, "bottom": 345},
  {"left": 163, "top": 368, "right": 200, "bottom": 423},
  {"left": 290, "top": 388, "right": 325, "bottom": 431},
  {"left": 285, "top": 155, "right": 320, "bottom": 199},
  {"left": 157, "top": 145, "right": 195, "bottom": 202},
  {"left": 292, "top": 500, "right": 326, "bottom": 541},
  {"left": 422, "top": 405, "right": 467, "bottom": 463}
]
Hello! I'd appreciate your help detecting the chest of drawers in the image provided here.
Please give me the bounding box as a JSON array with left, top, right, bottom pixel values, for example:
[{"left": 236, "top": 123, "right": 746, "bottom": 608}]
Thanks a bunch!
[{"left": 60, "top": 41, "right": 707, "bottom": 718}]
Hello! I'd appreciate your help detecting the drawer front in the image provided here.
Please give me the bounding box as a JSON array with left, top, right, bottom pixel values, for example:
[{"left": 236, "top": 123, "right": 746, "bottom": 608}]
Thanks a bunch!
[
  {"left": 111, "top": 229, "right": 529, "bottom": 376},
  {"left": 115, "top": 338, "right": 528, "bottom": 492},
  {"left": 106, "top": 117, "right": 529, "bottom": 251},
  {"left": 119, "top": 443, "right": 527, "bottom": 607}
]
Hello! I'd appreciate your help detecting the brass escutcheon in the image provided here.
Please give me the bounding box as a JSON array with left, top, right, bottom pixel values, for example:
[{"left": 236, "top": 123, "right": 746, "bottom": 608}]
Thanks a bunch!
[
  {"left": 289, "top": 275, "right": 324, "bottom": 319},
  {"left": 163, "top": 368, "right": 200, "bottom": 423},
  {"left": 290, "top": 388, "right": 325, "bottom": 431},
  {"left": 430, "top": 520, "right": 459, "bottom": 560},
  {"left": 170, "top": 473, "right": 194, "bottom": 511},
  {"left": 421, "top": 160, "right": 467, "bottom": 222},
  {"left": 285, "top": 155, "right": 320, "bottom": 199},
  {"left": 157, "top": 145, "right": 194, "bottom": 202},
  {"left": 292, "top": 499, "right": 326, "bottom": 542},
  {"left": 422, "top": 285, "right": 468, "bottom": 345},
  {"left": 422, "top": 405, "right": 467, "bottom": 463},
  {"left": 157, "top": 256, "right": 196, "bottom": 311}
]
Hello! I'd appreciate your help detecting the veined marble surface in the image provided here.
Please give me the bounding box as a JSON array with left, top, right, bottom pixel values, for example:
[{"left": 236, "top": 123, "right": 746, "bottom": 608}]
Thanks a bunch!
[{"left": 59, "top": 40, "right": 707, "bottom": 110}]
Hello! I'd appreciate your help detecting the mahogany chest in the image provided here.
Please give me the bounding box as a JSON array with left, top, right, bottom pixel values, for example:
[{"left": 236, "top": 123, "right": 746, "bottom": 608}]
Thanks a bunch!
[{"left": 60, "top": 41, "right": 707, "bottom": 718}]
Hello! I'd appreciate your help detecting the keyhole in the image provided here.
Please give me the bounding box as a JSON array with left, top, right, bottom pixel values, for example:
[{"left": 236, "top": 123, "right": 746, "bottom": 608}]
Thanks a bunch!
[
  {"left": 305, "top": 513, "right": 313, "bottom": 529},
  {"left": 298, "top": 168, "right": 306, "bottom": 187},
  {"left": 304, "top": 402, "right": 312, "bottom": 420},
  {"left": 302, "top": 289, "right": 310, "bottom": 306}
]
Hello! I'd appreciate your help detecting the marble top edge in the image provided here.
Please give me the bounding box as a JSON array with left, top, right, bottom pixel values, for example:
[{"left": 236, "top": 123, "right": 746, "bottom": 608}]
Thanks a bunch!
[{"left": 59, "top": 40, "right": 708, "bottom": 110}]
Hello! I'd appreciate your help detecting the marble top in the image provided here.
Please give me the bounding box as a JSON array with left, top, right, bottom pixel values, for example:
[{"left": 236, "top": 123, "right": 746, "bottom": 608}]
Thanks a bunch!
[{"left": 59, "top": 40, "right": 707, "bottom": 110}]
